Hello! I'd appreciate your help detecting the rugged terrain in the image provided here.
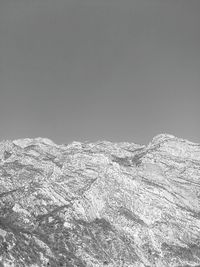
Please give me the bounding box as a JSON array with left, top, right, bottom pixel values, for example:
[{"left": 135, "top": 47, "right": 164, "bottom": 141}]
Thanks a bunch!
[{"left": 0, "top": 134, "right": 200, "bottom": 267}]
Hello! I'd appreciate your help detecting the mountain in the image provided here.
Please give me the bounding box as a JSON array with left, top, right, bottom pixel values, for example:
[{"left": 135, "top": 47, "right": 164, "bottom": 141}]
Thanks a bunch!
[{"left": 0, "top": 134, "right": 200, "bottom": 267}]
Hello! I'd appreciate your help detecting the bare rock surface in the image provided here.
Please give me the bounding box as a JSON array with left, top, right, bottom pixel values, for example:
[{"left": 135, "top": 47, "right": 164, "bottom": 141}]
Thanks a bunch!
[{"left": 0, "top": 134, "right": 200, "bottom": 267}]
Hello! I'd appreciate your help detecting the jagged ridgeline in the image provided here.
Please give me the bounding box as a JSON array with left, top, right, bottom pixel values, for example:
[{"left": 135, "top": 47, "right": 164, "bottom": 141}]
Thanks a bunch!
[{"left": 0, "top": 134, "right": 200, "bottom": 267}]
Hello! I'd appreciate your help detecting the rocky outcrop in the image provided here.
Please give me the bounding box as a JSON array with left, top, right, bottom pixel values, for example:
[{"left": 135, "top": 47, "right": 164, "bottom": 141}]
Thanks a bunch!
[{"left": 0, "top": 134, "right": 200, "bottom": 267}]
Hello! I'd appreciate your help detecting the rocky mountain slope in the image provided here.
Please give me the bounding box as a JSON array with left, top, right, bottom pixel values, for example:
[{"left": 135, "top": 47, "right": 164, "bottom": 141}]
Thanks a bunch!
[{"left": 0, "top": 134, "right": 200, "bottom": 267}]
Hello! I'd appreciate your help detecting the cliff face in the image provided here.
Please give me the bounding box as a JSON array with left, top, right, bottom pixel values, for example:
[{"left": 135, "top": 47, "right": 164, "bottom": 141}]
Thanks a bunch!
[{"left": 0, "top": 134, "right": 200, "bottom": 267}]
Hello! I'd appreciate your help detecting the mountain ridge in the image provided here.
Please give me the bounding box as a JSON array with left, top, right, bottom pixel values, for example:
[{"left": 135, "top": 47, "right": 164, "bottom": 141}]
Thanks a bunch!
[
  {"left": 0, "top": 134, "right": 200, "bottom": 266},
  {"left": 5, "top": 133, "right": 199, "bottom": 147}
]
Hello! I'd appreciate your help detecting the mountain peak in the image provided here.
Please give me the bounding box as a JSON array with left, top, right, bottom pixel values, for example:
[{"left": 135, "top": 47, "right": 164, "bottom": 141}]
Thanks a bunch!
[
  {"left": 12, "top": 137, "right": 56, "bottom": 147},
  {"left": 151, "top": 133, "right": 176, "bottom": 143}
]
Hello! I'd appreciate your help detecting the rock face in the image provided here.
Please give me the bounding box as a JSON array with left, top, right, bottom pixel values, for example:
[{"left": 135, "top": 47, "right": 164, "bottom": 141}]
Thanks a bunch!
[{"left": 0, "top": 134, "right": 200, "bottom": 267}]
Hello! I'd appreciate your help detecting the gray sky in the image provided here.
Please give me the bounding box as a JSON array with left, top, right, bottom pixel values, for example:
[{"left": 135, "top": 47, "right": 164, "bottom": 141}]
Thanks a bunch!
[{"left": 0, "top": 0, "right": 200, "bottom": 145}]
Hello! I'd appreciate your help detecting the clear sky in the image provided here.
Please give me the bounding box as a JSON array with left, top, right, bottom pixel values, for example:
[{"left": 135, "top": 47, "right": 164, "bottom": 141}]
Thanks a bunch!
[{"left": 0, "top": 0, "right": 200, "bottom": 145}]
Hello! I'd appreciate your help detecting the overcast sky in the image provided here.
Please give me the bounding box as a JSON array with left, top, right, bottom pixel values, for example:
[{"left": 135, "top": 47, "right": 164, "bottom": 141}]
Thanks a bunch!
[{"left": 0, "top": 0, "right": 200, "bottom": 145}]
